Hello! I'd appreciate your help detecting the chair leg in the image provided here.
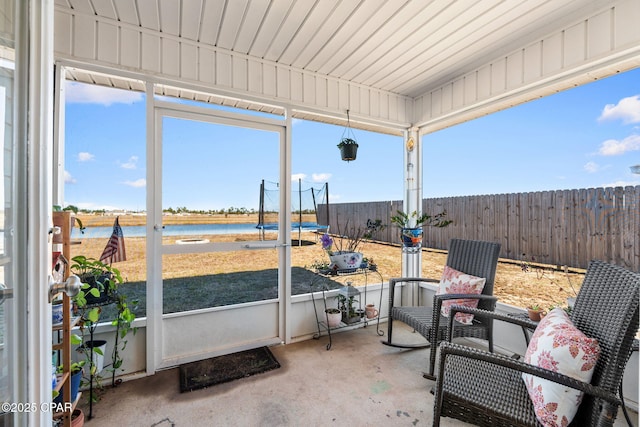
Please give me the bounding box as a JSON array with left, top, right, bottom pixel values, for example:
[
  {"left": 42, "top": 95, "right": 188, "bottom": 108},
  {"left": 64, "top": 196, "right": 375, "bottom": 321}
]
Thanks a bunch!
[
  {"left": 423, "top": 344, "right": 437, "bottom": 381},
  {"left": 381, "top": 317, "right": 432, "bottom": 348}
]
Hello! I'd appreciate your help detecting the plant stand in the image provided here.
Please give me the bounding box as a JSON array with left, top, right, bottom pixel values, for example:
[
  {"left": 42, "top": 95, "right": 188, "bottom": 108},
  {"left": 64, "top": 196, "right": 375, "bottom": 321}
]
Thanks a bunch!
[
  {"left": 80, "top": 298, "right": 115, "bottom": 420},
  {"left": 310, "top": 266, "right": 384, "bottom": 350}
]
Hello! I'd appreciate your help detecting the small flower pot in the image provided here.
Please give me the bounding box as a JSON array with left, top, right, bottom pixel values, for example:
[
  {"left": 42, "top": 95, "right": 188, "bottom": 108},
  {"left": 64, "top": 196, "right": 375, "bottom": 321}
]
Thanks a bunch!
[
  {"left": 325, "top": 309, "right": 342, "bottom": 328},
  {"left": 527, "top": 308, "right": 545, "bottom": 322},
  {"left": 401, "top": 227, "right": 423, "bottom": 253}
]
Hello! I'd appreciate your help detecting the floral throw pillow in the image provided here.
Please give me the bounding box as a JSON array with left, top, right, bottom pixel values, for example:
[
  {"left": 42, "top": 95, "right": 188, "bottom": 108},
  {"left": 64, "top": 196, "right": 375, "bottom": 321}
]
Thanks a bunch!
[
  {"left": 437, "top": 265, "right": 486, "bottom": 325},
  {"left": 522, "top": 308, "right": 601, "bottom": 427}
]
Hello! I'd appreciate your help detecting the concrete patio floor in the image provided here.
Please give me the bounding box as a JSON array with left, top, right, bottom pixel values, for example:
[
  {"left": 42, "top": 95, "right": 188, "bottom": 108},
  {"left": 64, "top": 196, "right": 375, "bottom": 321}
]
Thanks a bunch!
[{"left": 78, "top": 322, "right": 638, "bottom": 427}]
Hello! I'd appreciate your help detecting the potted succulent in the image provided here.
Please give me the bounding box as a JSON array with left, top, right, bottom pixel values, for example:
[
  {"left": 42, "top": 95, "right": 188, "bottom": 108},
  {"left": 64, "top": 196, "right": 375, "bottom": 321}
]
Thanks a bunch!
[
  {"left": 337, "top": 137, "right": 358, "bottom": 161},
  {"left": 527, "top": 304, "right": 546, "bottom": 321},
  {"left": 390, "top": 210, "right": 452, "bottom": 252}
]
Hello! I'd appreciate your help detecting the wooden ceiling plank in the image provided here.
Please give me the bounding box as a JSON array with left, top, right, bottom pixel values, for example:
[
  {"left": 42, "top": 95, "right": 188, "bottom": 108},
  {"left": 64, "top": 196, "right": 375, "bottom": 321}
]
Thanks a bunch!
[
  {"left": 180, "top": 0, "right": 204, "bottom": 41},
  {"left": 137, "top": 0, "right": 160, "bottom": 31},
  {"left": 295, "top": 0, "right": 360, "bottom": 70},
  {"left": 278, "top": 0, "right": 339, "bottom": 66},
  {"left": 234, "top": 0, "right": 271, "bottom": 54},
  {"left": 325, "top": 0, "right": 427, "bottom": 79},
  {"left": 112, "top": 0, "right": 139, "bottom": 25},
  {"left": 67, "top": 0, "right": 94, "bottom": 14},
  {"left": 90, "top": 0, "right": 117, "bottom": 19},
  {"left": 385, "top": 0, "right": 560, "bottom": 94},
  {"left": 248, "top": 0, "right": 295, "bottom": 59},
  {"left": 263, "top": 0, "right": 316, "bottom": 62},
  {"left": 217, "top": 0, "right": 250, "bottom": 50},
  {"left": 360, "top": 0, "right": 514, "bottom": 90},
  {"left": 198, "top": 0, "right": 225, "bottom": 46},
  {"left": 346, "top": 0, "right": 487, "bottom": 85},
  {"left": 159, "top": 0, "right": 181, "bottom": 36}
]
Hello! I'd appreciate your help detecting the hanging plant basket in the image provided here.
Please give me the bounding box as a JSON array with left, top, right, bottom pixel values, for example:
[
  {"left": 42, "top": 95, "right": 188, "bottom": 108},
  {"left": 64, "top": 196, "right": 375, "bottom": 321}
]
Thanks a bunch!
[
  {"left": 338, "top": 110, "right": 358, "bottom": 162},
  {"left": 400, "top": 227, "right": 423, "bottom": 253},
  {"left": 338, "top": 138, "right": 358, "bottom": 161}
]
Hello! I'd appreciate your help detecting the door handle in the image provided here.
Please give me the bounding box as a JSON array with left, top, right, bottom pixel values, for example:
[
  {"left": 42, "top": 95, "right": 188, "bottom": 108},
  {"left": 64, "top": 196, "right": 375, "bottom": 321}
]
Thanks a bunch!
[{"left": 0, "top": 283, "right": 12, "bottom": 305}]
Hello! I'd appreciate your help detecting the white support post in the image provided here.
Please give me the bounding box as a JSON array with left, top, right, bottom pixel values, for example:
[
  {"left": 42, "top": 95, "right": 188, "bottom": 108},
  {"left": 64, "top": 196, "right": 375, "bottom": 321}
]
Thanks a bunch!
[{"left": 402, "top": 128, "right": 422, "bottom": 302}]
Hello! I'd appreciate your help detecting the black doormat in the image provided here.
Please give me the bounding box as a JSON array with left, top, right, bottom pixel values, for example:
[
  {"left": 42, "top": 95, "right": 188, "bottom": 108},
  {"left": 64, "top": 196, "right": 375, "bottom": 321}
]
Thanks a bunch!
[{"left": 179, "top": 346, "right": 280, "bottom": 392}]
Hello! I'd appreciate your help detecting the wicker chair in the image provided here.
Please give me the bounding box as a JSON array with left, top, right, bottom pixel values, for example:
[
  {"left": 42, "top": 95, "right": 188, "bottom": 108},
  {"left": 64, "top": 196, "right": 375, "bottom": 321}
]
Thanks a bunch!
[
  {"left": 382, "top": 238, "right": 501, "bottom": 380},
  {"left": 433, "top": 259, "right": 640, "bottom": 427}
]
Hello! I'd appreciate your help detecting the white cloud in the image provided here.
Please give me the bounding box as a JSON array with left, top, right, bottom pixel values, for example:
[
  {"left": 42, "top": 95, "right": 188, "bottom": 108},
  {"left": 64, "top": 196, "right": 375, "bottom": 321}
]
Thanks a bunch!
[
  {"left": 120, "top": 156, "right": 138, "bottom": 169},
  {"left": 311, "top": 173, "right": 332, "bottom": 182},
  {"left": 598, "top": 134, "right": 640, "bottom": 156},
  {"left": 77, "top": 152, "right": 95, "bottom": 162},
  {"left": 583, "top": 161, "right": 600, "bottom": 173},
  {"left": 65, "top": 81, "right": 143, "bottom": 106},
  {"left": 599, "top": 95, "right": 640, "bottom": 124},
  {"left": 291, "top": 173, "right": 306, "bottom": 181},
  {"left": 64, "top": 170, "right": 76, "bottom": 184},
  {"left": 123, "top": 178, "right": 146, "bottom": 188},
  {"left": 601, "top": 179, "right": 640, "bottom": 188}
]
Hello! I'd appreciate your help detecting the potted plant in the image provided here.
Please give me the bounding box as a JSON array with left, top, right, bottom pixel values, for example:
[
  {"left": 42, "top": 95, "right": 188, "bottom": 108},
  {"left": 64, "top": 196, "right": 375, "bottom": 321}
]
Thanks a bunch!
[
  {"left": 53, "top": 360, "right": 84, "bottom": 405},
  {"left": 337, "top": 138, "right": 358, "bottom": 161},
  {"left": 70, "top": 255, "right": 122, "bottom": 306},
  {"left": 325, "top": 308, "right": 342, "bottom": 328},
  {"left": 527, "top": 304, "right": 546, "bottom": 321},
  {"left": 390, "top": 210, "right": 452, "bottom": 252},
  {"left": 336, "top": 294, "right": 360, "bottom": 324},
  {"left": 320, "top": 219, "right": 384, "bottom": 270},
  {"left": 71, "top": 256, "right": 137, "bottom": 400}
]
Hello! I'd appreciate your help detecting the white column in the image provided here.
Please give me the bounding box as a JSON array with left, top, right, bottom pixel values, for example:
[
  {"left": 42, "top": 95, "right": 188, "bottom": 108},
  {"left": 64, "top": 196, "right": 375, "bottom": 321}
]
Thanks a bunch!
[{"left": 401, "top": 128, "right": 422, "bottom": 280}]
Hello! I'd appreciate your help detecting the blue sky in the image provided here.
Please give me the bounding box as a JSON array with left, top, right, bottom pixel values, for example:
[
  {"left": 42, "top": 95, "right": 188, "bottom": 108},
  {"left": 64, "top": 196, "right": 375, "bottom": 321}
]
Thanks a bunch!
[{"left": 63, "top": 68, "right": 640, "bottom": 211}]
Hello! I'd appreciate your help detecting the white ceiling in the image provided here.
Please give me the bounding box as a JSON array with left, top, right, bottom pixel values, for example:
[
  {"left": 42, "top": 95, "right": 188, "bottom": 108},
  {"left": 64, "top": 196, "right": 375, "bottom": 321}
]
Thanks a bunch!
[{"left": 57, "top": 0, "right": 610, "bottom": 97}]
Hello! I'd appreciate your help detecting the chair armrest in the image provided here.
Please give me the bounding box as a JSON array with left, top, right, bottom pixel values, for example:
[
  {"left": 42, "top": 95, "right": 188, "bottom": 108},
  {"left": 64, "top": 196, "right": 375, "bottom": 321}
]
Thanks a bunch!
[
  {"left": 387, "top": 277, "right": 438, "bottom": 310},
  {"left": 445, "top": 306, "right": 537, "bottom": 341},
  {"left": 438, "top": 342, "right": 621, "bottom": 405}
]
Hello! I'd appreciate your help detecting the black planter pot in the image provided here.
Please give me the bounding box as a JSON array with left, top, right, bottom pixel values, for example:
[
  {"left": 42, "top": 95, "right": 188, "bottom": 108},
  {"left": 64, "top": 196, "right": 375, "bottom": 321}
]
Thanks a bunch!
[
  {"left": 80, "top": 272, "right": 113, "bottom": 305},
  {"left": 339, "top": 141, "right": 358, "bottom": 161}
]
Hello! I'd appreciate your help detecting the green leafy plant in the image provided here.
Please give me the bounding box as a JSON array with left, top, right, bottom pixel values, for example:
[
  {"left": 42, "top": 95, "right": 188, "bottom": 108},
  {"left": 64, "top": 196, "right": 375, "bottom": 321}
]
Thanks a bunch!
[
  {"left": 52, "top": 204, "right": 85, "bottom": 233},
  {"left": 337, "top": 137, "right": 358, "bottom": 148},
  {"left": 336, "top": 294, "right": 359, "bottom": 318},
  {"left": 390, "top": 210, "right": 452, "bottom": 229},
  {"left": 71, "top": 256, "right": 137, "bottom": 402}
]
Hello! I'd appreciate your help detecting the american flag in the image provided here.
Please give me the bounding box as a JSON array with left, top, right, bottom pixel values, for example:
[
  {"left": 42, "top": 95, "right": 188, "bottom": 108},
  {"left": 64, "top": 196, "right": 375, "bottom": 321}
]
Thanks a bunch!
[{"left": 100, "top": 217, "right": 126, "bottom": 264}]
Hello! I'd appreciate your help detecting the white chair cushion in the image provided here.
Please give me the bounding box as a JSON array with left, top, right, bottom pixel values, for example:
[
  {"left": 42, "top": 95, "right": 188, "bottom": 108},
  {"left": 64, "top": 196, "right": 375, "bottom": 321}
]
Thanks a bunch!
[
  {"left": 437, "top": 265, "right": 486, "bottom": 325},
  {"left": 522, "top": 307, "right": 601, "bottom": 427}
]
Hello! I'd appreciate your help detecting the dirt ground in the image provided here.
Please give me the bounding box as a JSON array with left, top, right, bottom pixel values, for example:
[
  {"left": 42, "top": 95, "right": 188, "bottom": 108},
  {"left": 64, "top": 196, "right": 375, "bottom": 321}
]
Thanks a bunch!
[{"left": 72, "top": 221, "right": 582, "bottom": 311}]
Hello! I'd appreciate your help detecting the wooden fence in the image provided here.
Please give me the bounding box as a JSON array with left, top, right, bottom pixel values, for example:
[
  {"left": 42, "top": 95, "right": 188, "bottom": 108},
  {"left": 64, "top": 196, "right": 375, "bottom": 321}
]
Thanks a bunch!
[{"left": 325, "top": 186, "right": 640, "bottom": 271}]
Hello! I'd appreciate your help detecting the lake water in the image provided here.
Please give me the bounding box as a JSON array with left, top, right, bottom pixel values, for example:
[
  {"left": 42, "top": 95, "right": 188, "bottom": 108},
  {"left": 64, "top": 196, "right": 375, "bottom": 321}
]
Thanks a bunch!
[{"left": 71, "top": 222, "right": 325, "bottom": 239}]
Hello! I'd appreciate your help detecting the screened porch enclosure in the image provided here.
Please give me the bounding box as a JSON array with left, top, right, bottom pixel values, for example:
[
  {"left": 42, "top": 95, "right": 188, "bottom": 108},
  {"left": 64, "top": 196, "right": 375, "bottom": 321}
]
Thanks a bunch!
[{"left": 46, "top": 0, "right": 640, "bottom": 422}]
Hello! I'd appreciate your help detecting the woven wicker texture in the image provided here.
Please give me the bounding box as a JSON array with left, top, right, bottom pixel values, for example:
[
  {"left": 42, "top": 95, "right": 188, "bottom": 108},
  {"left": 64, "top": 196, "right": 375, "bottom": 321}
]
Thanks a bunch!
[
  {"left": 384, "top": 239, "right": 501, "bottom": 378},
  {"left": 434, "top": 260, "right": 640, "bottom": 427}
]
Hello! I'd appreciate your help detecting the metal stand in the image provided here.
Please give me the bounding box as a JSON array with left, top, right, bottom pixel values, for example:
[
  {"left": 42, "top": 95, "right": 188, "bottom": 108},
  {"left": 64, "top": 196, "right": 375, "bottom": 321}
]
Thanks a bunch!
[{"left": 310, "top": 266, "right": 384, "bottom": 350}]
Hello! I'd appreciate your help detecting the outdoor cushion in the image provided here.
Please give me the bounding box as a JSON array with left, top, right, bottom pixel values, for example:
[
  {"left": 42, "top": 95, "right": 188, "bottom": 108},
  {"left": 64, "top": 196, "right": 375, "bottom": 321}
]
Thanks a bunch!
[
  {"left": 522, "top": 307, "right": 601, "bottom": 427},
  {"left": 437, "top": 265, "right": 486, "bottom": 324}
]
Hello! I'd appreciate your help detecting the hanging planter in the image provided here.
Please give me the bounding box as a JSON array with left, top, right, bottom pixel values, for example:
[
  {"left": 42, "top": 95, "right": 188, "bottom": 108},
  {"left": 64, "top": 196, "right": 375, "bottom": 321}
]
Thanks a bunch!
[
  {"left": 400, "top": 227, "right": 423, "bottom": 253},
  {"left": 337, "top": 110, "right": 358, "bottom": 161},
  {"left": 338, "top": 138, "right": 358, "bottom": 161}
]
